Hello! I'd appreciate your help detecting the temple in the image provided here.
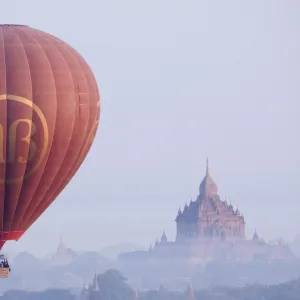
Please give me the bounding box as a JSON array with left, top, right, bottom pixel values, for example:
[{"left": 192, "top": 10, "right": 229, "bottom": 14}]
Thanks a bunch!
[
  {"left": 119, "top": 160, "right": 294, "bottom": 264},
  {"left": 79, "top": 274, "right": 102, "bottom": 300},
  {"left": 176, "top": 159, "right": 245, "bottom": 241},
  {"left": 51, "top": 235, "right": 78, "bottom": 266}
]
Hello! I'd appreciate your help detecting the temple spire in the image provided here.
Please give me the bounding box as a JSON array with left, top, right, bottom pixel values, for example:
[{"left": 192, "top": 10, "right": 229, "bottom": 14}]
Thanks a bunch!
[
  {"left": 161, "top": 230, "right": 167, "bottom": 243},
  {"left": 83, "top": 278, "right": 89, "bottom": 290},
  {"left": 253, "top": 228, "right": 259, "bottom": 241},
  {"left": 57, "top": 234, "right": 66, "bottom": 253},
  {"left": 133, "top": 289, "right": 139, "bottom": 300},
  {"left": 186, "top": 284, "right": 196, "bottom": 300},
  {"left": 80, "top": 278, "right": 90, "bottom": 300},
  {"left": 206, "top": 157, "right": 209, "bottom": 175},
  {"left": 92, "top": 273, "right": 100, "bottom": 291}
]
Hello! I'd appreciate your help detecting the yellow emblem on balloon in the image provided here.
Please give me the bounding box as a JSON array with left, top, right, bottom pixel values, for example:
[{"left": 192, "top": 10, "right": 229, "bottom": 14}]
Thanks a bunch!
[{"left": 0, "top": 95, "right": 48, "bottom": 184}]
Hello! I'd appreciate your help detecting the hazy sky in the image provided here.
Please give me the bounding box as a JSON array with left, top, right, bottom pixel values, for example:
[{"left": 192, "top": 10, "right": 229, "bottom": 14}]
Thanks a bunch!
[{"left": 1, "top": 0, "right": 300, "bottom": 256}]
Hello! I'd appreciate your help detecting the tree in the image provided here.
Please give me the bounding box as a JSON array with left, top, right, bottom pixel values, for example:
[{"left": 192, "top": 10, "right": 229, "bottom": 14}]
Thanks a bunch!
[{"left": 96, "top": 269, "right": 135, "bottom": 300}]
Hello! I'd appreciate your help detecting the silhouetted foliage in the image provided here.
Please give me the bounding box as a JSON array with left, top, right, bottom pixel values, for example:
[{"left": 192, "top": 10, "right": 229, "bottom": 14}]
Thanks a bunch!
[
  {"left": 96, "top": 269, "right": 135, "bottom": 300},
  {"left": 1, "top": 289, "right": 75, "bottom": 300},
  {"left": 139, "top": 277, "right": 300, "bottom": 300},
  {"left": 1, "top": 271, "right": 300, "bottom": 300}
]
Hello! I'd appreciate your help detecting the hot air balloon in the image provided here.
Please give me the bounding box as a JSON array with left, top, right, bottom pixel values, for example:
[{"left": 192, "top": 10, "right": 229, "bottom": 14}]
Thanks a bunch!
[{"left": 0, "top": 24, "right": 100, "bottom": 276}]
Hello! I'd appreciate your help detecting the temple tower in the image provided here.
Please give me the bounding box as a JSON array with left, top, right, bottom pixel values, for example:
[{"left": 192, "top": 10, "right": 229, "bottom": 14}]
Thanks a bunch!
[
  {"left": 186, "top": 284, "right": 196, "bottom": 300},
  {"left": 89, "top": 274, "right": 101, "bottom": 300},
  {"left": 176, "top": 159, "right": 245, "bottom": 242},
  {"left": 80, "top": 279, "right": 89, "bottom": 300}
]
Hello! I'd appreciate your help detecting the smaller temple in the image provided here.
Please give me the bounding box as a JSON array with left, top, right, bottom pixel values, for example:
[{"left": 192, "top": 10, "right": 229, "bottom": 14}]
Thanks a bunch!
[
  {"left": 253, "top": 229, "right": 259, "bottom": 241},
  {"left": 89, "top": 274, "right": 101, "bottom": 300},
  {"left": 133, "top": 289, "right": 139, "bottom": 300},
  {"left": 52, "top": 235, "right": 78, "bottom": 266},
  {"left": 79, "top": 279, "right": 90, "bottom": 300},
  {"left": 161, "top": 230, "right": 168, "bottom": 244},
  {"left": 186, "top": 284, "right": 196, "bottom": 300}
]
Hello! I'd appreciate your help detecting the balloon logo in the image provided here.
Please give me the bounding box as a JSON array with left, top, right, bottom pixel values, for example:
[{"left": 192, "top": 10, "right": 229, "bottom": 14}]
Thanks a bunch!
[{"left": 0, "top": 94, "right": 49, "bottom": 184}]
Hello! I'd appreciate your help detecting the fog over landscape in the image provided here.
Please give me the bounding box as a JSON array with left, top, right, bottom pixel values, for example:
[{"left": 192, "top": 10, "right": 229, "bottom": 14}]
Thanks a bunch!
[
  {"left": 0, "top": 0, "right": 298, "bottom": 257},
  {"left": 0, "top": 0, "right": 299, "bottom": 299}
]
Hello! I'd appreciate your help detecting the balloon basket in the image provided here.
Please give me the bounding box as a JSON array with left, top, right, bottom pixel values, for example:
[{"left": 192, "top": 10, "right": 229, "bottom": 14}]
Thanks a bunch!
[{"left": 0, "top": 268, "right": 9, "bottom": 278}]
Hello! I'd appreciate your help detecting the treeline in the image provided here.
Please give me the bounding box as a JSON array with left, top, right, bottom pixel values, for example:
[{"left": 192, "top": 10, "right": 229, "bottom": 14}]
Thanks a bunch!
[
  {"left": 1, "top": 270, "right": 300, "bottom": 300},
  {"left": 0, "top": 289, "right": 75, "bottom": 300}
]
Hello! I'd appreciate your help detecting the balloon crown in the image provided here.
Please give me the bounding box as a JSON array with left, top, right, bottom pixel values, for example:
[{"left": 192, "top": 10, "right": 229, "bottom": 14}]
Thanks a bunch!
[{"left": 0, "top": 24, "right": 28, "bottom": 27}]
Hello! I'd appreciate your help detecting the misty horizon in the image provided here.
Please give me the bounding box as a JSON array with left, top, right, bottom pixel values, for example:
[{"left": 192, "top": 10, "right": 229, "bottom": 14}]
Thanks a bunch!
[{"left": 0, "top": 0, "right": 299, "bottom": 257}]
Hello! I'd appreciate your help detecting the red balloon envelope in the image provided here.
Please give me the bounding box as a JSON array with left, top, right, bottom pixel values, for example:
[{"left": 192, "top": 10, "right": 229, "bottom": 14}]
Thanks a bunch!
[{"left": 0, "top": 25, "right": 100, "bottom": 249}]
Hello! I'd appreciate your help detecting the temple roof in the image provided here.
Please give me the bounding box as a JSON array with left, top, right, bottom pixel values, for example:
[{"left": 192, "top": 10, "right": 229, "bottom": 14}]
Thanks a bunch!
[
  {"left": 199, "top": 158, "right": 218, "bottom": 196},
  {"left": 253, "top": 229, "right": 259, "bottom": 241},
  {"left": 161, "top": 230, "right": 167, "bottom": 243},
  {"left": 176, "top": 159, "right": 245, "bottom": 224}
]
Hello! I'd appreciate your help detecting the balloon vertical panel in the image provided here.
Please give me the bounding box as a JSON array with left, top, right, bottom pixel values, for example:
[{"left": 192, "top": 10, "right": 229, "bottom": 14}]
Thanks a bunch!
[
  {"left": 25, "top": 37, "right": 100, "bottom": 230},
  {"left": 10, "top": 28, "right": 57, "bottom": 232},
  {"left": 0, "top": 29, "right": 7, "bottom": 237},
  {"left": 3, "top": 29, "right": 33, "bottom": 232},
  {"left": 22, "top": 32, "right": 92, "bottom": 230},
  {"left": 17, "top": 30, "right": 77, "bottom": 230}
]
